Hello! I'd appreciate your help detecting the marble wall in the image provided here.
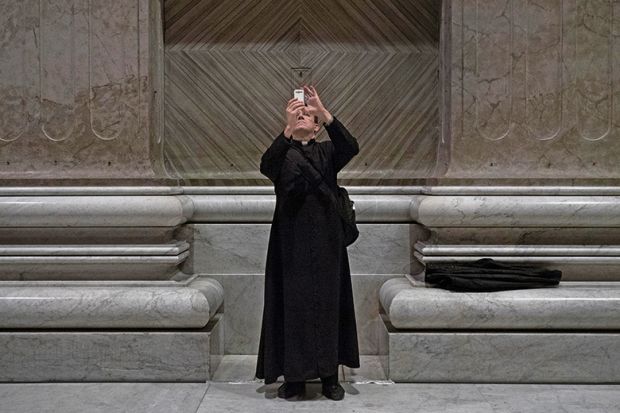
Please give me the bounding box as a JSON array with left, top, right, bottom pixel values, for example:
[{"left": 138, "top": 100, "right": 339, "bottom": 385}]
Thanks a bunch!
[
  {"left": 191, "top": 223, "right": 413, "bottom": 355},
  {"left": 445, "top": 0, "right": 620, "bottom": 179},
  {"left": 0, "top": 0, "right": 165, "bottom": 180},
  {"left": 4, "top": 0, "right": 619, "bottom": 182}
]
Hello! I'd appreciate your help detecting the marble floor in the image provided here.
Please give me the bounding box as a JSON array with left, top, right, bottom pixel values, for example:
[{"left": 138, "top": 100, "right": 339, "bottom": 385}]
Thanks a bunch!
[{"left": 1, "top": 356, "right": 619, "bottom": 413}]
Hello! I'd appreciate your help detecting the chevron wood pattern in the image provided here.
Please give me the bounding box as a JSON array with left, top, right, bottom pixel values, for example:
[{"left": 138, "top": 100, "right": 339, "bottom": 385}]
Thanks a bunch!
[{"left": 164, "top": 0, "right": 441, "bottom": 185}]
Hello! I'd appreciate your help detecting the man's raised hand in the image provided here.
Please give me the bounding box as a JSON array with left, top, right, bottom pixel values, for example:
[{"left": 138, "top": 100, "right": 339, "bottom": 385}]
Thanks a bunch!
[
  {"left": 303, "top": 86, "right": 333, "bottom": 125},
  {"left": 284, "top": 98, "right": 305, "bottom": 138}
]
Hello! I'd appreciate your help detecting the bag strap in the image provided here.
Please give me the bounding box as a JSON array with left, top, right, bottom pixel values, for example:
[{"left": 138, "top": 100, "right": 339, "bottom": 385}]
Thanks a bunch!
[
  {"left": 288, "top": 144, "right": 339, "bottom": 205},
  {"left": 288, "top": 144, "right": 325, "bottom": 180}
]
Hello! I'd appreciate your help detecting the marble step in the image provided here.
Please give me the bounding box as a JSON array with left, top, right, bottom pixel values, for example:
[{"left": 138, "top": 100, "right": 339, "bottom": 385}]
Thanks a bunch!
[
  {"left": 0, "top": 241, "right": 189, "bottom": 256},
  {"left": 0, "top": 278, "right": 223, "bottom": 328},
  {"left": 189, "top": 194, "right": 414, "bottom": 222},
  {"left": 0, "top": 315, "right": 223, "bottom": 382},
  {"left": 412, "top": 243, "right": 620, "bottom": 280},
  {"left": 0, "top": 243, "right": 190, "bottom": 280},
  {"left": 415, "top": 251, "right": 620, "bottom": 265},
  {"left": 412, "top": 195, "right": 620, "bottom": 227},
  {"left": 380, "top": 278, "right": 620, "bottom": 329},
  {"left": 381, "top": 316, "right": 620, "bottom": 383},
  {"left": 0, "top": 196, "right": 192, "bottom": 227},
  {"left": 416, "top": 242, "right": 620, "bottom": 256}
]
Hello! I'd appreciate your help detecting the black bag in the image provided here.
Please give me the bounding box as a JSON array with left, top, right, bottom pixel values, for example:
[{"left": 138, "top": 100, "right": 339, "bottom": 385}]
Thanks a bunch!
[
  {"left": 425, "top": 258, "right": 562, "bottom": 292},
  {"left": 289, "top": 145, "right": 359, "bottom": 246},
  {"left": 333, "top": 185, "right": 359, "bottom": 246}
]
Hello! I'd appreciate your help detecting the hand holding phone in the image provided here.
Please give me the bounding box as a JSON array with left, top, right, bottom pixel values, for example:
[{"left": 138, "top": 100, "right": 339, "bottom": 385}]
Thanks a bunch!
[
  {"left": 294, "top": 89, "right": 305, "bottom": 104},
  {"left": 284, "top": 98, "right": 305, "bottom": 137}
]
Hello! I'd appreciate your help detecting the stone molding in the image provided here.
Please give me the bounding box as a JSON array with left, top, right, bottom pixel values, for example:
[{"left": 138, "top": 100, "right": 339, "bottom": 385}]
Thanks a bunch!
[
  {"left": 380, "top": 277, "right": 620, "bottom": 330},
  {"left": 0, "top": 275, "right": 224, "bottom": 328},
  {"left": 2, "top": 187, "right": 620, "bottom": 225}
]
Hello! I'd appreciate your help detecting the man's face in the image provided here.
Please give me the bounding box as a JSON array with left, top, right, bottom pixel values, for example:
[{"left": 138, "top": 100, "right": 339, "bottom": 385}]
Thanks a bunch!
[{"left": 292, "top": 107, "right": 320, "bottom": 137}]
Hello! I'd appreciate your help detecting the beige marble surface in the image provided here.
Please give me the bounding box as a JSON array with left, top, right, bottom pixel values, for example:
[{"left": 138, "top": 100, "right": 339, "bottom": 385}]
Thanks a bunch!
[
  {"left": 0, "top": 0, "right": 163, "bottom": 179},
  {"left": 4, "top": 381, "right": 620, "bottom": 413},
  {"left": 446, "top": 0, "right": 620, "bottom": 179}
]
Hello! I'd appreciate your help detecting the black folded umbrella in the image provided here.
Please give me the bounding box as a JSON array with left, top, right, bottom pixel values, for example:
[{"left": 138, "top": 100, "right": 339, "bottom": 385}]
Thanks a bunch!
[{"left": 424, "top": 258, "right": 562, "bottom": 292}]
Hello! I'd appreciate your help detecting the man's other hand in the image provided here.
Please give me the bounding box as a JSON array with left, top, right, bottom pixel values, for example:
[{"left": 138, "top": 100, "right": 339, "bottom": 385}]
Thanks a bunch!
[{"left": 304, "top": 86, "right": 333, "bottom": 125}]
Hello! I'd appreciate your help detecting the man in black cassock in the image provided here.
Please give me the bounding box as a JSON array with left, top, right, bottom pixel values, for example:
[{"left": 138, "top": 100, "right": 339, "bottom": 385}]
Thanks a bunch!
[{"left": 255, "top": 86, "right": 360, "bottom": 401}]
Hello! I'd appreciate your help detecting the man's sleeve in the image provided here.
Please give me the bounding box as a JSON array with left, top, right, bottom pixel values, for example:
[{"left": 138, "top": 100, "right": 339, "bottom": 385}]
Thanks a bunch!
[
  {"left": 259, "top": 132, "right": 291, "bottom": 182},
  {"left": 325, "top": 117, "right": 360, "bottom": 172}
]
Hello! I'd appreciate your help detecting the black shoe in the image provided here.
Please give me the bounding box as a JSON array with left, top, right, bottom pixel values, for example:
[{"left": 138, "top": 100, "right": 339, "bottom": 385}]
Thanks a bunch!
[
  {"left": 321, "top": 382, "right": 345, "bottom": 401},
  {"left": 277, "top": 381, "right": 305, "bottom": 399}
]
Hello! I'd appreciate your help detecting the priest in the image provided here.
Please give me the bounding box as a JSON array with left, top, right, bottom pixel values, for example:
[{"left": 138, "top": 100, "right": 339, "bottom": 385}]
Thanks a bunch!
[{"left": 255, "top": 85, "right": 360, "bottom": 401}]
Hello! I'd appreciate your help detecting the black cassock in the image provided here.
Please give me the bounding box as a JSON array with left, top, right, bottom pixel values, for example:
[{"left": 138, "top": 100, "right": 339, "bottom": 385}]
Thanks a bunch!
[{"left": 255, "top": 117, "right": 361, "bottom": 384}]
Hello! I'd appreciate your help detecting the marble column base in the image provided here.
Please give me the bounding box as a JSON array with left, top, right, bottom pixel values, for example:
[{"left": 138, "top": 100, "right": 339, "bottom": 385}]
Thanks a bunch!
[
  {"left": 0, "top": 314, "right": 223, "bottom": 382},
  {"left": 381, "top": 315, "right": 620, "bottom": 383},
  {"left": 0, "top": 243, "right": 190, "bottom": 281}
]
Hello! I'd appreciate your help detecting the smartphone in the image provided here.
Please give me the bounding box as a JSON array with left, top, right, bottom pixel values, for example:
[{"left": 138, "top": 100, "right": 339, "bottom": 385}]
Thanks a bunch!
[{"left": 294, "top": 89, "right": 304, "bottom": 104}]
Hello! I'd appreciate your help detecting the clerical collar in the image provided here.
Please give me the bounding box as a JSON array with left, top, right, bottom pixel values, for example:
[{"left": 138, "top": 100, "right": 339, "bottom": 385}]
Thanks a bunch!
[{"left": 289, "top": 138, "right": 316, "bottom": 147}]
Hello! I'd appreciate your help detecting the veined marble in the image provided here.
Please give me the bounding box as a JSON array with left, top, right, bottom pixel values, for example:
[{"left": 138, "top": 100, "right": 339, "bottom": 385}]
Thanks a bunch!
[
  {"left": 415, "top": 253, "right": 620, "bottom": 265},
  {"left": 385, "top": 322, "right": 620, "bottom": 383},
  {"left": 0, "top": 196, "right": 193, "bottom": 227},
  {"left": 183, "top": 186, "right": 423, "bottom": 195},
  {"left": 187, "top": 276, "right": 224, "bottom": 318},
  {"left": 184, "top": 185, "right": 620, "bottom": 196},
  {"left": 420, "top": 186, "right": 620, "bottom": 195},
  {"left": 0, "top": 186, "right": 183, "bottom": 196},
  {"left": 192, "top": 224, "right": 270, "bottom": 275},
  {"left": 413, "top": 195, "right": 620, "bottom": 227},
  {"left": 0, "top": 255, "right": 188, "bottom": 264},
  {"left": 189, "top": 194, "right": 414, "bottom": 222},
  {"left": 193, "top": 224, "right": 413, "bottom": 275},
  {"left": 425, "top": 227, "right": 620, "bottom": 247},
  {"left": 380, "top": 278, "right": 620, "bottom": 330},
  {"left": 0, "top": 254, "right": 189, "bottom": 281},
  {"left": 416, "top": 242, "right": 620, "bottom": 256},
  {"left": 0, "top": 0, "right": 162, "bottom": 179},
  {"left": 447, "top": 0, "right": 620, "bottom": 179},
  {"left": 0, "top": 242, "right": 188, "bottom": 256},
  {"left": 0, "top": 286, "right": 210, "bottom": 328},
  {"left": 413, "top": 241, "right": 620, "bottom": 281},
  {"left": 208, "top": 273, "right": 399, "bottom": 355},
  {"left": 0, "top": 316, "right": 223, "bottom": 381}
]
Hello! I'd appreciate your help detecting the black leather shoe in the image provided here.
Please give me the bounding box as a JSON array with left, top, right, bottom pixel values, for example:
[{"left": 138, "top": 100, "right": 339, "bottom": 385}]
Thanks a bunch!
[
  {"left": 321, "top": 383, "right": 345, "bottom": 401},
  {"left": 277, "top": 381, "right": 305, "bottom": 399}
]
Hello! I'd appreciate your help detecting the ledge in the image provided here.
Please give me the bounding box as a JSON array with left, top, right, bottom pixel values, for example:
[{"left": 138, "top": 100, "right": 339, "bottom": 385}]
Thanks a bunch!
[
  {"left": 412, "top": 195, "right": 620, "bottom": 227},
  {"left": 1, "top": 187, "right": 620, "bottom": 225},
  {"left": 0, "top": 277, "right": 224, "bottom": 328},
  {"left": 188, "top": 194, "right": 414, "bottom": 222},
  {"left": 0, "top": 196, "right": 193, "bottom": 227},
  {"left": 380, "top": 278, "right": 620, "bottom": 330},
  {"left": 0, "top": 242, "right": 189, "bottom": 256}
]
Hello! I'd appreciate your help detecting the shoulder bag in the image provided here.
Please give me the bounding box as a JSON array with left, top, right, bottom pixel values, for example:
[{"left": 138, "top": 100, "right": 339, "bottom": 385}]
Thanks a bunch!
[{"left": 289, "top": 145, "right": 359, "bottom": 246}]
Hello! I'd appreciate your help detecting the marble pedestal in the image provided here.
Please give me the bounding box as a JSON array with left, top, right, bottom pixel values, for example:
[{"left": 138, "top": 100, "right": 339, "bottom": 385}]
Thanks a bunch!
[
  {"left": 379, "top": 278, "right": 620, "bottom": 383},
  {"left": 0, "top": 315, "right": 223, "bottom": 382},
  {"left": 380, "top": 316, "right": 620, "bottom": 383}
]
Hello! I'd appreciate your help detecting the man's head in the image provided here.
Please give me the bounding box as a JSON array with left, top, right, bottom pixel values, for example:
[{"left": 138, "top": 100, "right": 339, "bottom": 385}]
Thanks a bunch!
[{"left": 291, "top": 107, "right": 320, "bottom": 140}]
